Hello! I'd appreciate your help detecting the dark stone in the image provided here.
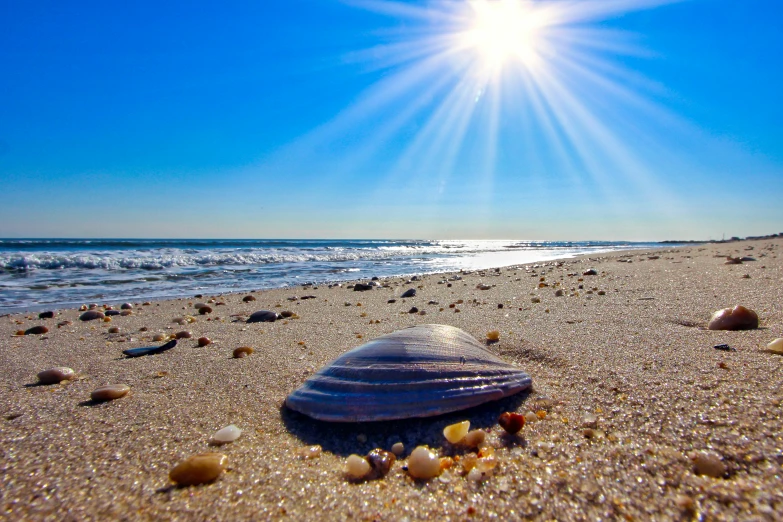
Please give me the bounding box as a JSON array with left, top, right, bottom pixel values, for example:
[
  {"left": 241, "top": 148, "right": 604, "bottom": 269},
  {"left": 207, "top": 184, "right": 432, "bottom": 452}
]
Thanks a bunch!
[
  {"left": 247, "top": 310, "right": 280, "bottom": 323},
  {"left": 387, "top": 299, "right": 397, "bottom": 304},
  {"left": 104, "top": 310, "right": 121, "bottom": 316},
  {"left": 79, "top": 310, "right": 105, "bottom": 321},
  {"left": 354, "top": 283, "right": 374, "bottom": 291},
  {"left": 401, "top": 289, "right": 416, "bottom": 298},
  {"left": 25, "top": 325, "right": 49, "bottom": 335},
  {"left": 38, "top": 311, "right": 55, "bottom": 319},
  {"left": 408, "top": 307, "right": 419, "bottom": 313},
  {"left": 123, "top": 339, "right": 177, "bottom": 358}
]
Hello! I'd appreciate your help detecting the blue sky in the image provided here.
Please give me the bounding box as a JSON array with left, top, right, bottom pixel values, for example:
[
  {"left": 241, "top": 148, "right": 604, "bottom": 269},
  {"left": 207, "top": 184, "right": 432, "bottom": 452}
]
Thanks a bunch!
[{"left": 1, "top": 0, "right": 781, "bottom": 240}]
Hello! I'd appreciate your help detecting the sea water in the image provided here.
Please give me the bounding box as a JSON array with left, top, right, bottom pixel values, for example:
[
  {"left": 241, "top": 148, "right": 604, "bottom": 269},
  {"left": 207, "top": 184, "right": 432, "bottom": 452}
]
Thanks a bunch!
[{"left": 0, "top": 238, "right": 669, "bottom": 313}]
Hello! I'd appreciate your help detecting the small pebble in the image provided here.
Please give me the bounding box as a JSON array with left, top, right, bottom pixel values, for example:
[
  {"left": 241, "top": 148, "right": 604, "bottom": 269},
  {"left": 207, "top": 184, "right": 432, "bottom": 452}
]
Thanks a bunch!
[
  {"left": 367, "top": 449, "right": 396, "bottom": 478},
  {"left": 91, "top": 384, "right": 130, "bottom": 401},
  {"left": 443, "top": 420, "right": 470, "bottom": 444},
  {"left": 175, "top": 331, "right": 192, "bottom": 339},
  {"left": 79, "top": 310, "right": 105, "bottom": 321},
  {"left": 120, "top": 303, "right": 134, "bottom": 310},
  {"left": 391, "top": 442, "right": 405, "bottom": 456},
  {"left": 401, "top": 288, "right": 416, "bottom": 298},
  {"left": 242, "top": 295, "right": 256, "bottom": 302},
  {"left": 38, "top": 311, "right": 55, "bottom": 319},
  {"left": 152, "top": 334, "right": 166, "bottom": 342},
  {"left": 463, "top": 429, "right": 486, "bottom": 448},
  {"left": 247, "top": 310, "right": 279, "bottom": 323},
  {"left": 234, "top": 346, "right": 254, "bottom": 358},
  {"left": 486, "top": 330, "right": 500, "bottom": 342},
  {"left": 169, "top": 453, "right": 228, "bottom": 486},
  {"left": 707, "top": 305, "right": 758, "bottom": 330},
  {"left": 692, "top": 451, "right": 726, "bottom": 478},
  {"left": 197, "top": 336, "right": 212, "bottom": 347},
  {"left": 108, "top": 327, "right": 120, "bottom": 334},
  {"left": 345, "top": 454, "right": 371, "bottom": 479},
  {"left": 198, "top": 306, "right": 212, "bottom": 315},
  {"left": 498, "top": 412, "right": 525, "bottom": 434},
  {"left": 298, "top": 445, "right": 322, "bottom": 460},
  {"left": 37, "top": 367, "right": 76, "bottom": 385},
  {"left": 24, "top": 325, "right": 49, "bottom": 335},
  {"left": 210, "top": 424, "right": 242, "bottom": 444},
  {"left": 407, "top": 446, "right": 441, "bottom": 479}
]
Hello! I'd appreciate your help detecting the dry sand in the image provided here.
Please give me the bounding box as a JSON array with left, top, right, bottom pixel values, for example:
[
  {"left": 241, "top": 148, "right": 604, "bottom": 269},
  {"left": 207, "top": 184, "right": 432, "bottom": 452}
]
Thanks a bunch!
[{"left": 1, "top": 238, "right": 782, "bottom": 521}]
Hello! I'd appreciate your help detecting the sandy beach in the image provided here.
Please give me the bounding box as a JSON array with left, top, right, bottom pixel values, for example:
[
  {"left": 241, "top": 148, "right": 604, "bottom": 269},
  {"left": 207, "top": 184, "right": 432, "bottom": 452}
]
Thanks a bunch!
[{"left": 1, "top": 238, "right": 781, "bottom": 521}]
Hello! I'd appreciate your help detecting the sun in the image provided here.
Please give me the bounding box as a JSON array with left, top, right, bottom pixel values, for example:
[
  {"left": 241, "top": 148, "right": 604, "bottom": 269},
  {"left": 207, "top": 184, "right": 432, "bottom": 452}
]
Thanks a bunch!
[{"left": 461, "top": 0, "right": 547, "bottom": 70}]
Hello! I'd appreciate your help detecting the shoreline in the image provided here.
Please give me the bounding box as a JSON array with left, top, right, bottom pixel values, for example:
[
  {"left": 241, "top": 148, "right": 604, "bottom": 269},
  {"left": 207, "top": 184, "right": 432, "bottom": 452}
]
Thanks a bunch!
[{"left": 2, "top": 237, "right": 781, "bottom": 520}]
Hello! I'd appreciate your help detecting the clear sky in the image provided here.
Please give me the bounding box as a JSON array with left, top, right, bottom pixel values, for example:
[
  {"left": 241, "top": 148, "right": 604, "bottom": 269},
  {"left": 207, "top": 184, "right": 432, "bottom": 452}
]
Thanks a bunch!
[{"left": 1, "top": 0, "right": 781, "bottom": 241}]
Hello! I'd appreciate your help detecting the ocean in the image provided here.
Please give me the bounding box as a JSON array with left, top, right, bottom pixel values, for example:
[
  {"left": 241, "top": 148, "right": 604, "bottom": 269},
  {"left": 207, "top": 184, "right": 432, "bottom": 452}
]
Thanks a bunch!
[{"left": 0, "top": 238, "right": 670, "bottom": 313}]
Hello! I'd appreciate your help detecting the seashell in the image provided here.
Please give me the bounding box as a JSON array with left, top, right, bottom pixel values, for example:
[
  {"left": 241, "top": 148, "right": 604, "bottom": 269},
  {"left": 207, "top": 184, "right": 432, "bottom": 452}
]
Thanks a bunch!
[
  {"left": 247, "top": 310, "right": 280, "bottom": 323},
  {"left": 285, "top": 324, "right": 532, "bottom": 422},
  {"left": 123, "top": 339, "right": 177, "bottom": 358},
  {"left": 210, "top": 424, "right": 242, "bottom": 444},
  {"left": 79, "top": 310, "right": 105, "bottom": 321}
]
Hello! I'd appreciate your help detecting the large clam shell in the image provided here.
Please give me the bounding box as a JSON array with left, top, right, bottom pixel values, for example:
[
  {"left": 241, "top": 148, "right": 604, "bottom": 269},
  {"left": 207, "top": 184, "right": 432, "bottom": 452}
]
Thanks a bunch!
[{"left": 285, "top": 324, "right": 532, "bottom": 422}]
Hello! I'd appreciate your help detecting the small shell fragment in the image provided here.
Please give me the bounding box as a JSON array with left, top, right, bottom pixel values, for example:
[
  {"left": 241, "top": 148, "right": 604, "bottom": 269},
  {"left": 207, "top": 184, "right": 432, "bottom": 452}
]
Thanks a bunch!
[
  {"left": 170, "top": 453, "right": 228, "bottom": 486},
  {"left": 407, "top": 446, "right": 441, "bottom": 479},
  {"left": 443, "top": 420, "right": 470, "bottom": 444},
  {"left": 37, "top": 367, "right": 76, "bottom": 385},
  {"left": 765, "top": 338, "right": 783, "bottom": 354},
  {"left": 91, "top": 384, "right": 130, "bottom": 401},
  {"left": 210, "top": 424, "right": 242, "bottom": 445},
  {"left": 345, "top": 454, "right": 371, "bottom": 479}
]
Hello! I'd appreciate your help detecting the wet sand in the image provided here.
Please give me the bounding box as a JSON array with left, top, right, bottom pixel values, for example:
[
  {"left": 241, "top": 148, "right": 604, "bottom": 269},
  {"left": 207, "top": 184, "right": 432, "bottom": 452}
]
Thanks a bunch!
[{"left": 1, "top": 238, "right": 782, "bottom": 520}]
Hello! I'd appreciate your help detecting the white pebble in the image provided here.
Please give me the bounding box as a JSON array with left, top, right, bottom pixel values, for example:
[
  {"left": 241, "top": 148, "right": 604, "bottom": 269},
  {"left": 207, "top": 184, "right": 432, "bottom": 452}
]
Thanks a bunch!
[
  {"left": 765, "top": 338, "right": 783, "bottom": 354},
  {"left": 345, "top": 454, "right": 371, "bottom": 479},
  {"left": 443, "top": 420, "right": 470, "bottom": 444},
  {"left": 407, "top": 446, "right": 441, "bottom": 479},
  {"left": 210, "top": 424, "right": 242, "bottom": 444}
]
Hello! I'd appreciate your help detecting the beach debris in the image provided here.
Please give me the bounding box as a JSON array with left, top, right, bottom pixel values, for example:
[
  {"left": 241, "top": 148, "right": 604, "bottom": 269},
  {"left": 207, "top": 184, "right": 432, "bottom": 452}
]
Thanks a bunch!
[
  {"left": 285, "top": 324, "right": 532, "bottom": 422},
  {"left": 175, "top": 331, "right": 193, "bottom": 339},
  {"left": 401, "top": 288, "right": 416, "bottom": 298},
  {"left": 765, "top": 338, "right": 783, "bottom": 354},
  {"left": 345, "top": 455, "right": 371, "bottom": 479},
  {"left": 173, "top": 317, "right": 188, "bottom": 325},
  {"left": 498, "top": 412, "right": 525, "bottom": 434},
  {"left": 486, "top": 330, "right": 500, "bottom": 342},
  {"left": 708, "top": 305, "right": 759, "bottom": 330},
  {"left": 691, "top": 451, "right": 726, "bottom": 478},
  {"left": 713, "top": 344, "right": 735, "bottom": 352},
  {"left": 233, "top": 346, "right": 254, "bottom": 358},
  {"left": 24, "top": 325, "right": 48, "bottom": 335},
  {"left": 79, "top": 310, "right": 105, "bottom": 321},
  {"left": 210, "top": 424, "right": 242, "bottom": 445},
  {"left": 247, "top": 310, "right": 280, "bottom": 323},
  {"left": 242, "top": 295, "right": 256, "bottom": 302},
  {"left": 724, "top": 256, "right": 742, "bottom": 265},
  {"left": 91, "top": 384, "right": 130, "bottom": 401},
  {"left": 57, "top": 320, "right": 72, "bottom": 328},
  {"left": 170, "top": 453, "right": 228, "bottom": 486},
  {"left": 298, "top": 445, "right": 322, "bottom": 460},
  {"left": 37, "top": 367, "right": 76, "bottom": 385},
  {"left": 197, "top": 336, "right": 212, "bottom": 347},
  {"left": 122, "top": 340, "right": 177, "bottom": 358},
  {"left": 407, "top": 446, "right": 441, "bottom": 479},
  {"left": 198, "top": 305, "right": 212, "bottom": 315},
  {"left": 38, "top": 311, "right": 55, "bottom": 319},
  {"left": 444, "top": 420, "right": 470, "bottom": 444}
]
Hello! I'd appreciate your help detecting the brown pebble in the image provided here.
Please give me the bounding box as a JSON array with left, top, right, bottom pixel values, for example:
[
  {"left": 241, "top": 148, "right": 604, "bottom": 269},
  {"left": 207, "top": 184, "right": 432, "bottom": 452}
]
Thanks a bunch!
[
  {"left": 108, "top": 327, "right": 120, "bottom": 334},
  {"left": 233, "top": 346, "right": 254, "bottom": 358},
  {"left": 242, "top": 295, "right": 256, "bottom": 302},
  {"left": 366, "top": 448, "right": 396, "bottom": 479},
  {"left": 498, "top": 412, "right": 525, "bottom": 434},
  {"left": 197, "top": 336, "right": 212, "bottom": 347},
  {"left": 24, "top": 325, "right": 49, "bottom": 335},
  {"left": 38, "top": 311, "right": 55, "bottom": 319},
  {"left": 198, "top": 306, "right": 213, "bottom": 315},
  {"left": 692, "top": 451, "right": 726, "bottom": 478},
  {"left": 79, "top": 310, "right": 105, "bottom": 321},
  {"left": 120, "top": 303, "right": 134, "bottom": 310},
  {"left": 91, "top": 384, "right": 130, "bottom": 401},
  {"left": 37, "top": 367, "right": 76, "bottom": 385},
  {"left": 152, "top": 333, "right": 166, "bottom": 341},
  {"left": 707, "top": 305, "right": 759, "bottom": 330},
  {"left": 280, "top": 310, "right": 296, "bottom": 318},
  {"left": 120, "top": 310, "right": 133, "bottom": 316},
  {"left": 57, "top": 320, "right": 73, "bottom": 328},
  {"left": 169, "top": 453, "right": 228, "bottom": 486},
  {"left": 175, "top": 331, "right": 193, "bottom": 339}
]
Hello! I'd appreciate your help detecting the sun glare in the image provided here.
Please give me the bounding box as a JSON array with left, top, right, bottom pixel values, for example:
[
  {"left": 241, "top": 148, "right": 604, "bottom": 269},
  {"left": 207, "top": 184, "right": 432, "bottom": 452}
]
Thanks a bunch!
[{"left": 463, "top": 1, "right": 546, "bottom": 69}]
